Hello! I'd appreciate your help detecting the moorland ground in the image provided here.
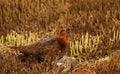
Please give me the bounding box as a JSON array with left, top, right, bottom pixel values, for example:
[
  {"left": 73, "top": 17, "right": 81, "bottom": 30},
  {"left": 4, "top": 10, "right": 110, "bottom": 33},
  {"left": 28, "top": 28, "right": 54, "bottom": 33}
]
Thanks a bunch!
[{"left": 0, "top": 0, "right": 120, "bottom": 74}]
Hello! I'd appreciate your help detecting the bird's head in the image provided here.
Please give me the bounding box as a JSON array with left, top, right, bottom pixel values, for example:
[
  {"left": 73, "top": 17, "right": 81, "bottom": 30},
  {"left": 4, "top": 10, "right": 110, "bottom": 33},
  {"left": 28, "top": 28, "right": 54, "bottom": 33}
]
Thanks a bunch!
[{"left": 60, "top": 26, "right": 70, "bottom": 34}]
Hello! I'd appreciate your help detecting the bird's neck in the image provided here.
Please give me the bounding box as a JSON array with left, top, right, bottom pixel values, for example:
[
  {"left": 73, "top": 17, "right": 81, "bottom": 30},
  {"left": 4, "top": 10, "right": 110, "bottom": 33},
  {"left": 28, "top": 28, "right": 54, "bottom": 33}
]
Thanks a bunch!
[
  {"left": 59, "top": 32, "right": 67, "bottom": 38},
  {"left": 58, "top": 31, "right": 69, "bottom": 50}
]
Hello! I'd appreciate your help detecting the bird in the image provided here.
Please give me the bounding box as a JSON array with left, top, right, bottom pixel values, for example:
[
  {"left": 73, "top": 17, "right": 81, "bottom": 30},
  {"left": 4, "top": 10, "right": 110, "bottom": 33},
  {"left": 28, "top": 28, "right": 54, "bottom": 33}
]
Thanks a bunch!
[{"left": 8, "top": 26, "right": 70, "bottom": 61}]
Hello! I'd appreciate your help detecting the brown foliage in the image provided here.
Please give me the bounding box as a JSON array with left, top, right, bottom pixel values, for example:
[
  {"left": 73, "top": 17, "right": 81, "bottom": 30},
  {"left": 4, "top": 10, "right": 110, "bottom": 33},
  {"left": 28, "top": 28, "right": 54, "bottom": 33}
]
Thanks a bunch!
[
  {"left": 74, "top": 50, "right": 120, "bottom": 74},
  {"left": 0, "top": 0, "right": 120, "bottom": 74},
  {"left": 0, "top": 0, "right": 120, "bottom": 36}
]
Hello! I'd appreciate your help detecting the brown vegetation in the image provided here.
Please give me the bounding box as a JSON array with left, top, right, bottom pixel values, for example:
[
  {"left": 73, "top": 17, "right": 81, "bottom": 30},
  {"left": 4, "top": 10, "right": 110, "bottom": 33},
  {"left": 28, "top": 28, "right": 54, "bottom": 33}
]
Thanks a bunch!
[
  {"left": 75, "top": 50, "right": 120, "bottom": 74},
  {"left": 0, "top": 0, "right": 120, "bottom": 74},
  {"left": 0, "top": 0, "right": 120, "bottom": 36}
]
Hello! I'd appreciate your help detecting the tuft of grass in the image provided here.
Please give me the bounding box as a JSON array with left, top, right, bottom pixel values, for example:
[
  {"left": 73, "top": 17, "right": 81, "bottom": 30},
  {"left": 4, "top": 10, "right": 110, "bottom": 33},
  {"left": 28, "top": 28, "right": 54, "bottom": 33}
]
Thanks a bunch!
[
  {"left": 70, "top": 30, "right": 120, "bottom": 58},
  {"left": 0, "top": 31, "right": 39, "bottom": 46},
  {"left": 108, "top": 28, "right": 120, "bottom": 51},
  {"left": 70, "top": 32, "right": 101, "bottom": 57}
]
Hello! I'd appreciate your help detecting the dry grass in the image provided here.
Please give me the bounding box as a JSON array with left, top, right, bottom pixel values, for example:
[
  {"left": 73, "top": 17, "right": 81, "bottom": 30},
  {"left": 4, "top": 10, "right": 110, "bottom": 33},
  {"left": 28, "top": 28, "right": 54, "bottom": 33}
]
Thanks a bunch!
[
  {"left": 0, "top": 0, "right": 120, "bottom": 74},
  {"left": 75, "top": 50, "right": 120, "bottom": 74},
  {"left": 0, "top": 0, "right": 120, "bottom": 36}
]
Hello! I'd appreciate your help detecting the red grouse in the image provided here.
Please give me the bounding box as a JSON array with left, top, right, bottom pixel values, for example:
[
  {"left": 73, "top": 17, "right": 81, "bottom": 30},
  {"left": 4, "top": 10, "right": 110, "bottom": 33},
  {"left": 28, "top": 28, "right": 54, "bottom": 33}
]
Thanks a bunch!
[{"left": 9, "top": 26, "right": 70, "bottom": 60}]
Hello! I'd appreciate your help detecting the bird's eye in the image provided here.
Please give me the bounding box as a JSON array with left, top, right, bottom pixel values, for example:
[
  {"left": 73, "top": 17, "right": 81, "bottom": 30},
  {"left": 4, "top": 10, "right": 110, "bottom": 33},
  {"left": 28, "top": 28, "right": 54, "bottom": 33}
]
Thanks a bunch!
[{"left": 66, "top": 28, "right": 70, "bottom": 33}]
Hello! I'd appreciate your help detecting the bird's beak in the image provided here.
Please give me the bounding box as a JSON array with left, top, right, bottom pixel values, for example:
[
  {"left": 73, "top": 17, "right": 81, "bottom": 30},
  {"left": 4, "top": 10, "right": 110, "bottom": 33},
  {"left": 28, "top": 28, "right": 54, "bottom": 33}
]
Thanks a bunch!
[{"left": 66, "top": 28, "right": 70, "bottom": 33}]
